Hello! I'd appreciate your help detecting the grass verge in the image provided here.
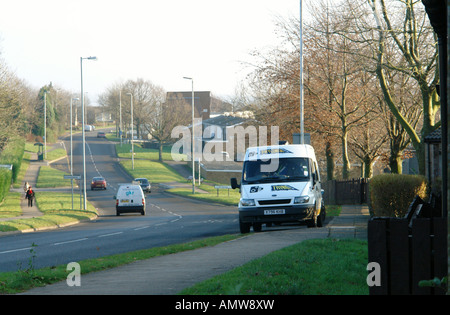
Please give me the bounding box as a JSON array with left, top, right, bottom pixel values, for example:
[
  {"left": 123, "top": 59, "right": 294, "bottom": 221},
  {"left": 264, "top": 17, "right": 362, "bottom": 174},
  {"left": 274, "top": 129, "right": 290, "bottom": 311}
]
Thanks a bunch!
[
  {"left": 180, "top": 238, "right": 369, "bottom": 295},
  {"left": 36, "top": 166, "right": 72, "bottom": 188},
  {"left": 120, "top": 159, "right": 185, "bottom": 183},
  {"left": 168, "top": 184, "right": 241, "bottom": 206},
  {"left": 0, "top": 192, "right": 22, "bottom": 219},
  {"left": 0, "top": 192, "right": 97, "bottom": 232},
  {"left": 116, "top": 143, "right": 186, "bottom": 161},
  {"left": 0, "top": 234, "right": 243, "bottom": 294}
]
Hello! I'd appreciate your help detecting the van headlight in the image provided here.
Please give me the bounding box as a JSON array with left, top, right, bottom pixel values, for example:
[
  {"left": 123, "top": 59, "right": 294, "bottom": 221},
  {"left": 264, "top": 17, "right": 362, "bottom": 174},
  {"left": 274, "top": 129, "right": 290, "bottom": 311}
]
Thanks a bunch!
[
  {"left": 240, "top": 199, "right": 256, "bottom": 207},
  {"left": 294, "top": 196, "right": 310, "bottom": 204}
]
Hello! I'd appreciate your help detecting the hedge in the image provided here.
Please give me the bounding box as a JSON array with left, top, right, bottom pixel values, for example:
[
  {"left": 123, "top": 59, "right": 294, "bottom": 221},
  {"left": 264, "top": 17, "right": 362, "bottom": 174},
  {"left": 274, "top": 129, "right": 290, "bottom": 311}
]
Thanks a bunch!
[
  {"left": 0, "top": 137, "right": 25, "bottom": 203},
  {"left": 369, "top": 174, "right": 428, "bottom": 218},
  {"left": 0, "top": 169, "right": 12, "bottom": 204}
]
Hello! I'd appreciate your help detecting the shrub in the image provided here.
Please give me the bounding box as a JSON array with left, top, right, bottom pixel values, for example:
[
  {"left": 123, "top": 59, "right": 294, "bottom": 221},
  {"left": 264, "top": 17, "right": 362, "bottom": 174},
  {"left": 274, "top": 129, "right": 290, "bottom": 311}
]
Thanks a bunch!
[
  {"left": 369, "top": 174, "right": 428, "bottom": 217},
  {"left": 0, "top": 136, "right": 25, "bottom": 183},
  {"left": 0, "top": 169, "right": 12, "bottom": 203}
]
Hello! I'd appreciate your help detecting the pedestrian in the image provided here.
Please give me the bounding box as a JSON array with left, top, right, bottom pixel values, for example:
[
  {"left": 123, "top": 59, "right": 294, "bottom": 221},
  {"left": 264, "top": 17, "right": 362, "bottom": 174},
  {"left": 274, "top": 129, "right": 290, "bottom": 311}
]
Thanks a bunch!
[{"left": 25, "top": 186, "right": 35, "bottom": 207}]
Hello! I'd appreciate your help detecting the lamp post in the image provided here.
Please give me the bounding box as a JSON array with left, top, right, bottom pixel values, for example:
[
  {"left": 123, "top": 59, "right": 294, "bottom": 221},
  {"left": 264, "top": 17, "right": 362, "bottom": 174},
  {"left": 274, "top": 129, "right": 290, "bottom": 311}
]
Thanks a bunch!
[
  {"left": 127, "top": 92, "right": 134, "bottom": 170},
  {"left": 299, "top": 0, "right": 305, "bottom": 145},
  {"left": 43, "top": 91, "right": 47, "bottom": 160},
  {"left": 183, "top": 77, "right": 195, "bottom": 194},
  {"left": 70, "top": 97, "right": 79, "bottom": 210},
  {"left": 80, "top": 56, "right": 97, "bottom": 210},
  {"left": 119, "top": 90, "right": 123, "bottom": 146}
]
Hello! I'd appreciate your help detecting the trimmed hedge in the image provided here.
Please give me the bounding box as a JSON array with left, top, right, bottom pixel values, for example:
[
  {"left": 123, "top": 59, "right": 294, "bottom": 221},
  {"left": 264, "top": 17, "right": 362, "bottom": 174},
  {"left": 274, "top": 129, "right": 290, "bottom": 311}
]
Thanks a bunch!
[
  {"left": 0, "top": 137, "right": 25, "bottom": 203},
  {"left": 0, "top": 169, "right": 12, "bottom": 204},
  {"left": 369, "top": 174, "right": 428, "bottom": 218}
]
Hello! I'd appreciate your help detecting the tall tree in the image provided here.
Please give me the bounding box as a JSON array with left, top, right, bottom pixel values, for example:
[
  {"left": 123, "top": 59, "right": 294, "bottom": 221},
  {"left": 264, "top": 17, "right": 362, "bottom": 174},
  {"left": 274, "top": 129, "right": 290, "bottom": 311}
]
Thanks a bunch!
[{"left": 343, "top": 0, "right": 438, "bottom": 174}]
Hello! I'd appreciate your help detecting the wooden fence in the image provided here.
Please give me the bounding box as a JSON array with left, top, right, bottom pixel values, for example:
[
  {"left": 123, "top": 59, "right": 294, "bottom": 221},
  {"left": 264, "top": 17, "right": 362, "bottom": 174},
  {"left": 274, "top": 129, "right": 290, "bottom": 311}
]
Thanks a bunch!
[
  {"left": 322, "top": 178, "right": 369, "bottom": 205},
  {"left": 368, "top": 197, "right": 447, "bottom": 295}
]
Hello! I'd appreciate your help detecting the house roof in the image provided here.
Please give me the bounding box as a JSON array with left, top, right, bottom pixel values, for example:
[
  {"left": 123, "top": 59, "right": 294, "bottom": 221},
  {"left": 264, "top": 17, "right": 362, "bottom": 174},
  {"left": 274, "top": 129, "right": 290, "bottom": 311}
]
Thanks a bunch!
[
  {"left": 202, "top": 114, "right": 249, "bottom": 127},
  {"left": 424, "top": 127, "right": 441, "bottom": 143}
]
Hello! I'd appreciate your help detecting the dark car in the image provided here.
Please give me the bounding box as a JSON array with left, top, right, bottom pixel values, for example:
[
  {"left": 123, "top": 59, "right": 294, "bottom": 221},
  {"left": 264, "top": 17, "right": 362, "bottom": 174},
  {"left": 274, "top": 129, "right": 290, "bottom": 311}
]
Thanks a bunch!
[
  {"left": 91, "top": 177, "right": 106, "bottom": 190},
  {"left": 97, "top": 131, "right": 106, "bottom": 138},
  {"left": 134, "top": 178, "right": 151, "bottom": 193}
]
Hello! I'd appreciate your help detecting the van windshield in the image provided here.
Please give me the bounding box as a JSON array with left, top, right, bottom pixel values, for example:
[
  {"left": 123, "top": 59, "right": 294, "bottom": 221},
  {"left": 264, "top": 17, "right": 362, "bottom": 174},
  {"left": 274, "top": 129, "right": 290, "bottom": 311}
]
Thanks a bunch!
[{"left": 242, "top": 158, "right": 310, "bottom": 184}]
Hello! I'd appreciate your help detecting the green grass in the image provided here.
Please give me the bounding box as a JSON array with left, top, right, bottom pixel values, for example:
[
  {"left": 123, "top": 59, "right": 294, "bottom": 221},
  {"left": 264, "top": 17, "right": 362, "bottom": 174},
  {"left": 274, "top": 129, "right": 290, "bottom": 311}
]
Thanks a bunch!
[
  {"left": 0, "top": 192, "right": 22, "bottom": 218},
  {"left": 116, "top": 143, "right": 186, "bottom": 161},
  {"left": 45, "top": 148, "right": 67, "bottom": 161},
  {"left": 180, "top": 238, "right": 369, "bottom": 295},
  {"left": 24, "top": 142, "right": 39, "bottom": 153},
  {"left": 120, "top": 159, "right": 185, "bottom": 183},
  {"left": 0, "top": 234, "right": 243, "bottom": 294},
  {"left": 168, "top": 183, "right": 241, "bottom": 206},
  {"left": 0, "top": 192, "right": 97, "bottom": 233},
  {"left": 36, "top": 166, "right": 72, "bottom": 188}
]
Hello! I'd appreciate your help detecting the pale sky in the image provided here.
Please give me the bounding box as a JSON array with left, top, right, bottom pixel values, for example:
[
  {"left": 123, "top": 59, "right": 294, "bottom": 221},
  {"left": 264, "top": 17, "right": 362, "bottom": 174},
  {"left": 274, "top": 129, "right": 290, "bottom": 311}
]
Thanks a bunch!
[{"left": 0, "top": 0, "right": 301, "bottom": 105}]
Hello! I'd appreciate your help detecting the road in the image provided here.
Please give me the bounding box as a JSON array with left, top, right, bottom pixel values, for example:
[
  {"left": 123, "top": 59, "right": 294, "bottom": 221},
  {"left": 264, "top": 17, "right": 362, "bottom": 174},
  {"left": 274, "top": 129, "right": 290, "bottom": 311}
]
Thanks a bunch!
[{"left": 0, "top": 130, "right": 239, "bottom": 272}]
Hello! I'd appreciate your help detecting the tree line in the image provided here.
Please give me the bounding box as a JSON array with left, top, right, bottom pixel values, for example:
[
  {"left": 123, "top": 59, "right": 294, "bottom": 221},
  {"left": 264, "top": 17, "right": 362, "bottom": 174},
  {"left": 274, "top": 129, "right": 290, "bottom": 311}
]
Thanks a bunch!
[
  {"left": 244, "top": 0, "right": 440, "bottom": 180},
  {"left": 0, "top": 0, "right": 440, "bottom": 181}
]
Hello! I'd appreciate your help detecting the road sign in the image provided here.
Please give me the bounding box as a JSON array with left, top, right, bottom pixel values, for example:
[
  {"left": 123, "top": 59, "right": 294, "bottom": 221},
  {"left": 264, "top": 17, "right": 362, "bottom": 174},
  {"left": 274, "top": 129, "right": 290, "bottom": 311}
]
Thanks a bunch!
[{"left": 64, "top": 175, "right": 81, "bottom": 180}]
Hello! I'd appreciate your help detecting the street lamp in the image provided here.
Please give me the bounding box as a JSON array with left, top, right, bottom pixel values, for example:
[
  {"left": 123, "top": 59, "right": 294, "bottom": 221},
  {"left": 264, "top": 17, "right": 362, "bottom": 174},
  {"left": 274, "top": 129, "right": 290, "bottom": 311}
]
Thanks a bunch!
[
  {"left": 44, "top": 91, "right": 48, "bottom": 160},
  {"left": 126, "top": 92, "right": 134, "bottom": 170},
  {"left": 70, "top": 97, "right": 79, "bottom": 210},
  {"left": 299, "top": 0, "right": 305, "bottom": 144},
  {"left": 80, "top": 56, "right": 97, "bottom": 210},
  {"left": 119, "top": 90, "right": 123, "bottom": 146},
  {"left": 183, "top": 76, "right": 195, "bottom": 194}
]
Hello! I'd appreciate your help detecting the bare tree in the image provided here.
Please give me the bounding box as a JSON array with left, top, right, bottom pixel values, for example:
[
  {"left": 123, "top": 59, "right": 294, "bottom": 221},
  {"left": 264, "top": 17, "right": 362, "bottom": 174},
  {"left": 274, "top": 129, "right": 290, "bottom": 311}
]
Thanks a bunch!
[{"left": 342, "top": 0, "right": 438, "bottom": 174}]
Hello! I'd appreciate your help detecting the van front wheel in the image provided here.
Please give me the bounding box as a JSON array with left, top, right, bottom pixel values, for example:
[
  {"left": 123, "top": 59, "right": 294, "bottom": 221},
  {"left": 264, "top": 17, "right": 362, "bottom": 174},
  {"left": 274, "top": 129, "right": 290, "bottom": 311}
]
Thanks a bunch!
[{"left": 239, "top": 220, "right": 251, "bottom": 234}]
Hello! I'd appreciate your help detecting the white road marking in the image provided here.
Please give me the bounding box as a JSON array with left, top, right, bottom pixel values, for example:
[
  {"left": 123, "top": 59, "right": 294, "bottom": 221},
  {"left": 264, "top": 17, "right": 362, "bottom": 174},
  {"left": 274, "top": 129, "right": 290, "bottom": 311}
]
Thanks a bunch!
[
  {"left": 0, "top": 247, "right": 33, "bottom": 255},
  {"left": 53, "top": 238, "right": 89, "bottom": 246},
  {"left": 98, "top": 232, "right": 123, "bottom": 238}
]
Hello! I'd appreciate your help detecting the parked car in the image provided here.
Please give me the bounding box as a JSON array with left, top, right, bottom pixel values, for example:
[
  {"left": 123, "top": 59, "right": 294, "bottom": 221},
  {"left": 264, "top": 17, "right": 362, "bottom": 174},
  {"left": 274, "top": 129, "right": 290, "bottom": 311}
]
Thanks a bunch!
[
  {"left": 134, "top": 178, "right": 151, "bottom": 193},
  {"left": 91, "top": 177, "right": 106, "bottom": 190},
  {"left": 114, "top": 184, "right": 146, "bottom": 216},
  {"left": 97, "top": 131, "right": 106, "bottom": 138}
]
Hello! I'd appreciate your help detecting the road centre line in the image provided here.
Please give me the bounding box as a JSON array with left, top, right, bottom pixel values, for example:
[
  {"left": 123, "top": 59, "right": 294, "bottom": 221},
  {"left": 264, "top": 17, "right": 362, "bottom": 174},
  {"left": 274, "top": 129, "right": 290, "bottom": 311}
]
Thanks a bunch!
[
  {"left": 0, "top": 247, "right": 33, "bottom": 255},
  {"left": 53, "top": 238, "right": 89, "bottom": 246},
  {"left": 133, "top": 226, "right": 150, "bottom": 231},
  {"left": 98, "top": 232, "right": 123, "bottom": 238}
]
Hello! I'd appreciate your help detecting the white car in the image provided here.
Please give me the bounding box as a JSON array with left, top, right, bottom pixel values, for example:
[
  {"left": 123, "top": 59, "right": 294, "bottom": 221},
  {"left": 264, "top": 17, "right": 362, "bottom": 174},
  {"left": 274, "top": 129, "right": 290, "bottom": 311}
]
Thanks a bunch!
[{"left": 114, "top": 184, "right": 145, "bottom": 216}]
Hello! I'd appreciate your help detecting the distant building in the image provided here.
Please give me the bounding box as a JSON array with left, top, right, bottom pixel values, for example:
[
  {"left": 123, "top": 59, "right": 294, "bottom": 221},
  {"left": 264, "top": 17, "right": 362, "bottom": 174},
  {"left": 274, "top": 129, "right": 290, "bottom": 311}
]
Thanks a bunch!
[{"left": 166, "top": 91, "right": 212, "bottom": 120}]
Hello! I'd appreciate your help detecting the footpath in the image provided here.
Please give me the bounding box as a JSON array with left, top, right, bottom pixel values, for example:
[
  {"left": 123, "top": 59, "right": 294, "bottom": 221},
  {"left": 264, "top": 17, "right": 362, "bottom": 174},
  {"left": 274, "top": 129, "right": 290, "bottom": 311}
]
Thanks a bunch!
[
  {"left": 1, "top": 152, "right": 45, "bottom": 222},
  {"left": 1, "top": 143, "right": 71, "bottom": 223},
  {"left": 4, "top": 144, "right": 370, "bottom": 295},
  {"left": 20, "top": 204, "right": 369, "bottom": 295}
]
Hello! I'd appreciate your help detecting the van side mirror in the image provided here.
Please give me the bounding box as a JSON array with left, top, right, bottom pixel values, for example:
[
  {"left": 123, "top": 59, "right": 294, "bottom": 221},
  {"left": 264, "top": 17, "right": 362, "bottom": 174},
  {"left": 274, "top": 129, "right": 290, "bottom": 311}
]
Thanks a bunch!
[
  {"left": 230, "top": 178, "right": 240, "bottom": 189},
  {"left": 113, "top": 195, "right": 116, "bottom": 200}
]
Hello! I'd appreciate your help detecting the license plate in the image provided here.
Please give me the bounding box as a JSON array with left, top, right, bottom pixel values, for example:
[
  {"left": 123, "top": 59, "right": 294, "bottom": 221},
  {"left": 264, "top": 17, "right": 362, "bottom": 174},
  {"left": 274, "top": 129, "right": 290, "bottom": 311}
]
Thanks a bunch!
[
  {"left": 121, "top": 199, "right": 129, "bottom": 203},
  {"left": 264, "top": 209, "right": 285, "bottom": 215}
]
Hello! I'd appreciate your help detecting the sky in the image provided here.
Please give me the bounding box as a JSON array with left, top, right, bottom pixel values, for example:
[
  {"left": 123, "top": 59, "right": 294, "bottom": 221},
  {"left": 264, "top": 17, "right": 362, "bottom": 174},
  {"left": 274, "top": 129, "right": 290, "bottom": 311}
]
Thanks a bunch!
[{"left": 0, "top": 0, "right": 302, "bottom": 105}]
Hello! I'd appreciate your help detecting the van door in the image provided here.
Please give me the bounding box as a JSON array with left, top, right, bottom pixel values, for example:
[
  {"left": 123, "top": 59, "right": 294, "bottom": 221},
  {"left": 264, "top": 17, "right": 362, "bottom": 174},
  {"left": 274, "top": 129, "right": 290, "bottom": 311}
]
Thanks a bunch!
[{"left": 310, "top": 159, "right": 322, "bottom": 211}]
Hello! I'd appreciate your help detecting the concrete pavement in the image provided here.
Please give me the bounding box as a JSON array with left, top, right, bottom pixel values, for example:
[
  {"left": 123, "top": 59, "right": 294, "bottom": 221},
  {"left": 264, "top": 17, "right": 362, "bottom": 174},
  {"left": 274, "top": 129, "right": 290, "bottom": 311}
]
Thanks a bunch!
[
  {"left": 20, "top": 204, "right": 369, "bottom": 295},
  {"left": 1, "top": 152, "right": 44, "bottom": 222}
]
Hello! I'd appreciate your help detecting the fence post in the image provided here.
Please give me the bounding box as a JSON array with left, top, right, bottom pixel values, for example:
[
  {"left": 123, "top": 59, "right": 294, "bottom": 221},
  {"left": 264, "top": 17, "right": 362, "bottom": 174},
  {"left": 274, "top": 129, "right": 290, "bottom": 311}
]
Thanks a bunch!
[
  {"left": 368, "top": 218, "right": 389, "bottom": 295},
  {"left": 411, "top": 218, "right": 431, "bottom": 295},
  {"left": 388, "top": 218, "right": 410, "bottom": 294}
]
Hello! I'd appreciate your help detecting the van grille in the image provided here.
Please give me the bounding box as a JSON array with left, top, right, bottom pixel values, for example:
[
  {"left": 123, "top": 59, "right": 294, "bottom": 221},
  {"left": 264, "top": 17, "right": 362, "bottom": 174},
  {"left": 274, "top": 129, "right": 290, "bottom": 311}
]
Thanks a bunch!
[{"left": 258, "top": 199, "right": 291, "bottom": 205}]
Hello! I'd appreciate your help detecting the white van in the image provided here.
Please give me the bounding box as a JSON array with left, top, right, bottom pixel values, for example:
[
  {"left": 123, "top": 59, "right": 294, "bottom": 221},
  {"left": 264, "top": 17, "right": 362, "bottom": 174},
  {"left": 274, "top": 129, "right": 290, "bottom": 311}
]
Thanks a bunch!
[
  {"left": 231, "top": 144, "right": 325, "bottom": 233},
  {"left": 114, "top": 184, "right": 146, "bottom": 216}
]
